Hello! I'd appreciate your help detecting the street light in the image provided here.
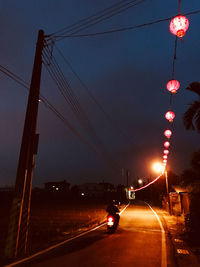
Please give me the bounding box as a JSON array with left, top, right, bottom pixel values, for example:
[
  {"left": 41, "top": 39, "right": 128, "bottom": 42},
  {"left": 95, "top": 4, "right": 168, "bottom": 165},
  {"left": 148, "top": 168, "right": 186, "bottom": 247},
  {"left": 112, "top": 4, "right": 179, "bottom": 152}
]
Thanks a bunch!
[
  {"left": 152, "top": 162, "right": 171, "bottom": 214},
  {"left": 138, "top": 179, "right": 143, "bottom": 185},
  {"left": 152, "top": 162, "right": 164, "bottom": 173}
]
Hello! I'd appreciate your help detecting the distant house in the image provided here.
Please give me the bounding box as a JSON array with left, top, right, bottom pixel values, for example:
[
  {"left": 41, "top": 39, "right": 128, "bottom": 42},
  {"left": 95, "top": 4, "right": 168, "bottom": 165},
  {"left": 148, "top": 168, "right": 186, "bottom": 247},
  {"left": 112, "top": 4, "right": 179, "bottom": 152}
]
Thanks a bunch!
[{"left": 44, "top": 180, "right": 70, "bottom": 193}]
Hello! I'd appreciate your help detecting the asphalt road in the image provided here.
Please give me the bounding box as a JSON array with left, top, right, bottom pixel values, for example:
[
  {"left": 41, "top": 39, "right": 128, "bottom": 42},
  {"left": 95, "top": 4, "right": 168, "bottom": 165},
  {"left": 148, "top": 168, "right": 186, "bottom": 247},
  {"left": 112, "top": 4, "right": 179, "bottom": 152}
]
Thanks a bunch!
[{"left": 12, "top": 202, "right": 176, "bottom": 267}]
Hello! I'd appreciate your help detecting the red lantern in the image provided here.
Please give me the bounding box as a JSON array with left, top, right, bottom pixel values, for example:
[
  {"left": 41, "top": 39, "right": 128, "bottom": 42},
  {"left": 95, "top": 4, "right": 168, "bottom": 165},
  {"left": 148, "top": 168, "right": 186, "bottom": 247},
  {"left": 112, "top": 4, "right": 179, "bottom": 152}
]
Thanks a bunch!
[
  {"left": 163, "top": 159, "right": 167, "bottom": 163},
  {"left": 164, "top": 129, "right": 172, "bottom": 139},
  {"left": 164, "top": 149, "right": 169, "bottom": 155},
  {"left": 163, "top": 155, "right": 168, "bottom": 159},
  {"left": 166, "top": 80, "right": 180, "bottom": 94},
  {"left": 165, "top": 111, "right": 175, "bottom": 122},
  {"left": 164, "top": 141, "right": 170, "bottom": 148},
  {"left": 170, "top": 15, "right": 189, "bottom": 38}
]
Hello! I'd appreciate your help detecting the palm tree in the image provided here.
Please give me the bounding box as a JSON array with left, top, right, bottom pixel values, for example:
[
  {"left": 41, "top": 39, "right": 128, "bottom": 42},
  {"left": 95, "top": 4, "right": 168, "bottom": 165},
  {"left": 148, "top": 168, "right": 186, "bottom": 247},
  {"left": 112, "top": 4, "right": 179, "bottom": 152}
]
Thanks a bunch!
[{"left": 183, "top": 82, "right": 200, "bottom": 133}]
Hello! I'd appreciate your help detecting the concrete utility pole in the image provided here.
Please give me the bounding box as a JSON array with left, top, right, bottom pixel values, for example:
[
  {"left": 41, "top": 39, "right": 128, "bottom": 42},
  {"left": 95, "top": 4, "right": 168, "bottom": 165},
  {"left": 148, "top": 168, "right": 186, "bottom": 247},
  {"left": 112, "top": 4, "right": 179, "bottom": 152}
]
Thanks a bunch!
[
  {"left": 5, "top": 30, "right": 44, "bottom": 258},
  {"left": 165, "top": 170, "right": 171, "bottom": 215}
]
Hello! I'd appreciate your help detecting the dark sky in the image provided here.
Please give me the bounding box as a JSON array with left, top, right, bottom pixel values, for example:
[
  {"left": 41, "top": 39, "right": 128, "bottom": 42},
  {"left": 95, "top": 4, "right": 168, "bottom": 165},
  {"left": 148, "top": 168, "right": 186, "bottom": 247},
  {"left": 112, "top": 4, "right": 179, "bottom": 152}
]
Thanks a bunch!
[{"left": 0, "top": 0, "right": 200, "bottom": 187}]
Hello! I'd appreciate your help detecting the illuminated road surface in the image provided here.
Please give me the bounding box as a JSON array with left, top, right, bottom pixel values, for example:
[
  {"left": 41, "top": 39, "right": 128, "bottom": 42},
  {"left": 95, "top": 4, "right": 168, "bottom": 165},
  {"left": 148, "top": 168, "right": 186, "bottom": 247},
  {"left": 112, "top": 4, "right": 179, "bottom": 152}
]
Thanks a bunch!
[{"left": 17, "top": 202, "right": 175, "bottom": 267}]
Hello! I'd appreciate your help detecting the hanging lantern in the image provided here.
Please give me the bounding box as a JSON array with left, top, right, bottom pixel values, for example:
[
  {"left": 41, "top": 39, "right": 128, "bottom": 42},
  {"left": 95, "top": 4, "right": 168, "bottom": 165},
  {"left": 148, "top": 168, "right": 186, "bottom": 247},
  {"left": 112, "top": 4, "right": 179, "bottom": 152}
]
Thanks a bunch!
[
  {"left": 164, "top": 149, "right": 169, "bottom": 155},
  {"left": 169, "top": 15, "right": 189, "bottom": 38},
  {"left": 163, "top": 159, "right": 167, "bottom": 163},
  {"left": 164, "top": 129, "right": 172, "bottom": 139},
  {"left": 166, "top": 80, "right": 180, "bottom": 94},
  {"left": 163, "top": 155, "right": 168, "bottom": 159},
  {"left": 165, "top": 111, "right": 175, "bottom": 122},
  {"left": 164, "top": 141, "right": 170, "bottom": 148}
]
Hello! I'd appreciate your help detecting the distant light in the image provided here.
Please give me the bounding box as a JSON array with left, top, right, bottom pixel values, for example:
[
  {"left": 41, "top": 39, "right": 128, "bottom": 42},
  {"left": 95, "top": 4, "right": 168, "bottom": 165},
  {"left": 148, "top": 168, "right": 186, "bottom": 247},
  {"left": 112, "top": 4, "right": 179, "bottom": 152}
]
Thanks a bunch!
[
  {"left": 52, "top": 185, "right": 55, "bottom": 188},
  {"left": 56, "top": 187, "right": 59, "bottom": 191},
  {"left": 138, "top": 179, "right": 143, "bottom": 184},
  {"left": 130, "top": 186, "right": 133, "bottom": 189},
  {"left": 81, "top": 192, "right": 85, "bottom": 196}
]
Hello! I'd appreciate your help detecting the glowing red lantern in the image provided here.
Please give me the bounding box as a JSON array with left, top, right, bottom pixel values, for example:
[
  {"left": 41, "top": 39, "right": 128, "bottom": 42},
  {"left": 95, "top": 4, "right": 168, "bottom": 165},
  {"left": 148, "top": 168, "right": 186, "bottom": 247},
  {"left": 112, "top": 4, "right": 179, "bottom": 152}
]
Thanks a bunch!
[
  {"left": 165, "top": 111, "right": 175, "bottom": 122},
  {"left": 163, "top": 159, "right": 167, "bottom": 163},
  {"left": 163, "top": 155, "right": 168, "bottom": 159},
  {"left": 166, "top": 80, "right": 180, "bottom": 94},
  {"left": 164, "top": 149, "right": 169, "bottom": 155},
  {"left": 164, "top": 129, "right": 172, "bottom": 139},
  {"left": 169, "top": 15, "right": 189, "bottom": 38},
  {"left": 164, "top": 141, "right": 170, "bottom": 148}
]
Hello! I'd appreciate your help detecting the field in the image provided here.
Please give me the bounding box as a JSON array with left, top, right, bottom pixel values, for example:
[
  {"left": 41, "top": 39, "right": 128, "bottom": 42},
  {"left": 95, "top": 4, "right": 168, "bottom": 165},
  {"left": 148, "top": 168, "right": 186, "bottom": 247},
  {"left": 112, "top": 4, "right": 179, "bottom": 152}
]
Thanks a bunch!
[
  {"left": 29, "top": 201, "right": 108, "bottom": 252},
  {"left": 0, "top": 194, "right": 108, "bottom": 262}
]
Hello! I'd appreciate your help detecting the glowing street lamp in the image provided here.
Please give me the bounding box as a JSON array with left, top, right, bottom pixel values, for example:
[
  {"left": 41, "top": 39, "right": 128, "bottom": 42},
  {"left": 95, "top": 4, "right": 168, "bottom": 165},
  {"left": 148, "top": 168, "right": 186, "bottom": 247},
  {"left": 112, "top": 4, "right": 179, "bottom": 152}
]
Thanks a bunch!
[
  {"left": 138, "top": 179, "right": 143, "bottom": 185},
  {"left": 152, "top": 162, "right": 163, "bottom": 173}
]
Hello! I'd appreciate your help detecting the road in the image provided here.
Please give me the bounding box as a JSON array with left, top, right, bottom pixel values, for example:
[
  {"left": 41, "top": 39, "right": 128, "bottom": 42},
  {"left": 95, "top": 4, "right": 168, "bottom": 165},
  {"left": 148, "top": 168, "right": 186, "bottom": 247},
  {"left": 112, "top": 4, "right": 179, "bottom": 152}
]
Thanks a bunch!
[{"left": 11, "top": 202, "right": 176, "bottom": 267}]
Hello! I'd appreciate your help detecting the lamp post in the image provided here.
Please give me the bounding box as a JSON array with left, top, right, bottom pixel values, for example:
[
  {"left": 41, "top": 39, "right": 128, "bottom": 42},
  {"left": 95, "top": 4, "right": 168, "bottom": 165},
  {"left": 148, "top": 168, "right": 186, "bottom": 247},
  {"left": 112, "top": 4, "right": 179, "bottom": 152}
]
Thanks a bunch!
[
  {"left": 152, "top": 162, "right": 171, "bottom": 214},
  {"left": 164, "top": 170, "right": 171, "bottom": 214}
]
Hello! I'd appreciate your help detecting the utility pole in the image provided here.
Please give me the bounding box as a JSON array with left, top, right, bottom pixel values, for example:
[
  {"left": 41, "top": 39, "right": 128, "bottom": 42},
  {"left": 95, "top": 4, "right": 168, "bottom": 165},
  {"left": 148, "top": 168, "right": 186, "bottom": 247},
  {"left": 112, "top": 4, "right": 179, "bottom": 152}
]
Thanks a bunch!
[
  {"left": 126, "top": 170, "right": 130, "bottom": 188},
  {"left": 5, "top": 30, "right": 44, "bottom": 258},
  {"left": 165, "top": 170, "right": 171, "bottom": 215}
]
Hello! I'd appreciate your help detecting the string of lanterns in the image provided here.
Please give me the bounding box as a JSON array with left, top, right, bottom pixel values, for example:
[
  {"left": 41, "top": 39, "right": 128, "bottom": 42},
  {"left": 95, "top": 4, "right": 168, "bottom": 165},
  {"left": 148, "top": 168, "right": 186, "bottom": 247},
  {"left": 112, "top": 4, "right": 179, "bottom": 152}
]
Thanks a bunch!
[
  {"left": 133, "top": 2, "right": 189, "bottom": 192},
  {"left": 162, "top": 8, "right": 189, "bottom": 169}
]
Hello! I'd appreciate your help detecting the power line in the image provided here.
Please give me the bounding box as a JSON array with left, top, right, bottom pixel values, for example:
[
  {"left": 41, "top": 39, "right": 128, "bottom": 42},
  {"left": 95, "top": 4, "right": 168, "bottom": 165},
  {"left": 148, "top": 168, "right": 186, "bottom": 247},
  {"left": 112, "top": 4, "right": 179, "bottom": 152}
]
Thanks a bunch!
[
  {"left": 0, "top": 64, "right": 119, "bottom": 168},
  {"left": 47, "top": 0, "right": 147, "bottom": 42},
  {"left": 48, "top": 0, "right": 140, "bottom": 36},
  {"left": 42, "top": 47, "right": 120, "bottom": 171},
  {"left": 52, "top": 9, "right": 200, "bottom": 39},
  {"left": 54, "top": 45, "right": 136, "bottom": 145}
]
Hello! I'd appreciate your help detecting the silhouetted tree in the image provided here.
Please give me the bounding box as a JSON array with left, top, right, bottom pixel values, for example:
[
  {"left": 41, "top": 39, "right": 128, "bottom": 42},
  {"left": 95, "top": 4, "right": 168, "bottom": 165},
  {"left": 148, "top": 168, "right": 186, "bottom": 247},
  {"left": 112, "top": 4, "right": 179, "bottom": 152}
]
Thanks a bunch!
[
  {"left": 183, "top": 82, "right": 200, "bottom": 133},
  {"left": 180, "top": 169, "right": 197, "bottom": 185},
  {"left": 167, "top": 170, "right": 180, "bottom": 190},
  {"left": 191, "top": 149, "right": 200, "bottom": 175}
]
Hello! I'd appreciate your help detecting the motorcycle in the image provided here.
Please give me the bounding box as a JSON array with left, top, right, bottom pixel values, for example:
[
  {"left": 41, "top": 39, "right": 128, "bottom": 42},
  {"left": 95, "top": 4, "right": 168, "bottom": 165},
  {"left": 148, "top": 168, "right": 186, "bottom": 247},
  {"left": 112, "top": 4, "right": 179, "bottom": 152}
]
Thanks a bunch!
[{"left": 107, "top": 213, "right": 120, "bottom": 233}]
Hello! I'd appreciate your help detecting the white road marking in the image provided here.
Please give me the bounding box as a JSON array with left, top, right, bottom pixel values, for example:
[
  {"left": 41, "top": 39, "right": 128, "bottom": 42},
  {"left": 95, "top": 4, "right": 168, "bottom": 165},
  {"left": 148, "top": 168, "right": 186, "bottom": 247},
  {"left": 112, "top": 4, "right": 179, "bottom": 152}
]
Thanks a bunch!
[
  {"left": 144, "top": 202, "right": 167, "bottom": 267},
  {"left": 5, "top": 203, "right": 129, "bottom": 267}
]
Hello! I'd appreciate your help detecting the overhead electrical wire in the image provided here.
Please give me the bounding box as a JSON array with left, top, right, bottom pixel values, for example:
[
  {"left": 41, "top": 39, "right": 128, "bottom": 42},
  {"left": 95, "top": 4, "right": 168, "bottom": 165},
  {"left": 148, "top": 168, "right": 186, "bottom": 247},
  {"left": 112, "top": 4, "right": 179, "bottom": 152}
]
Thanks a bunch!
[
  {"left": 52, "top": 9, "right": 200, "bottom": 39},
  {"left": 46, "top": 0, "right": 147, "bottom": 42},
  {"left": 0, "top": 64, "right": 118, "bottom": 168},
  {"left": 54, "top": 44, "right": 136, "bottom": 145},
  {"left": 42, "top": 46, "right": 120, "bottom": 171}
]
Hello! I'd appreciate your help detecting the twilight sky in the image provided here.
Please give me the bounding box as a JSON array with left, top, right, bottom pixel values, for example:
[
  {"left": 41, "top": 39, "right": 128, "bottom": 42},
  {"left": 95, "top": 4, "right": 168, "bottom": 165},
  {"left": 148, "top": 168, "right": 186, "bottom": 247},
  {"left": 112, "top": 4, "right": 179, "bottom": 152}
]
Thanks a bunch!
[{"left": 0, "top": 0, "right": 200, "bottom": 187}]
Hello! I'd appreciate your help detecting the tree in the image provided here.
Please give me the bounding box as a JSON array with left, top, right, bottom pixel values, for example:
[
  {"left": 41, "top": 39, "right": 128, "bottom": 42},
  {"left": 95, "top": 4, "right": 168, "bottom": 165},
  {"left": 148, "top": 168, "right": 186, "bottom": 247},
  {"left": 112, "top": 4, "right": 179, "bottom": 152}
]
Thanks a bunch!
[
  {"left": 180, "top": 169, "right": 197, "bottom": 185},
  {"left": 191, "top": 149, "right": 200, "bottom": 176},
  {"left": 183, "top": 82, "right": 200, "bottom": 133}
]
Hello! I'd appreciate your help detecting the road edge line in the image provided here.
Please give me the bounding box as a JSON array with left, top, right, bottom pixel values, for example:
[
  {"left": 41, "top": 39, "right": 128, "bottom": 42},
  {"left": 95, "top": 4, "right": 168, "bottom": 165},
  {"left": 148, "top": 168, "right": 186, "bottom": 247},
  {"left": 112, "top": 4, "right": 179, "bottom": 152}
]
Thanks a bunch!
[
  {"left": 4, "top": 203, "right": 129, "bottom": 267},
  {"left": 144, "top": 202, "right": 167, "bottom": 267}
]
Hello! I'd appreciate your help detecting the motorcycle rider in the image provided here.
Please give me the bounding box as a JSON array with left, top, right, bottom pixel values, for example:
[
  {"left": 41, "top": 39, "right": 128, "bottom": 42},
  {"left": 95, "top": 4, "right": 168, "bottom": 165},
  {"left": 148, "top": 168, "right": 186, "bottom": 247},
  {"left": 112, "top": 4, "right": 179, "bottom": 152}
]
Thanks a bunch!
[{"left": 106, "top": 200, "right": 120, "bottom": 227}]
